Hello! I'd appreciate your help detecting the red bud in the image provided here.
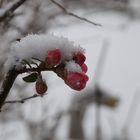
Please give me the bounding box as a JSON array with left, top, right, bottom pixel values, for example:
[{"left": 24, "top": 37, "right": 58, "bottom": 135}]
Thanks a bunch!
[
  {"left": 64, "top": 71, "right": 88, "bottom": 91},
  {"left": 45, "top": 48, "right": 61, "bottom": 67},
  {"left": 81, "top": 63, "right": 88, "bottom": 73},
  {"left": 73, "top": 52, "right": 86, "bottom": 66},
  {"left": 35, "top": 79, "right": 48, "bottom": 95}
]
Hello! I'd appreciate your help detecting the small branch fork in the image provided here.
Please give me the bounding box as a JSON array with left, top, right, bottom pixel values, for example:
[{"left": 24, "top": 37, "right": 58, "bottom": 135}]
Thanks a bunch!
[
  {"left": 0, "top": 64, "right": 63, "bottom": 110},
  {"left": 0, "top": 0, "right": 27, "bottom": 22},
  {"left": 49, "top": 0, "right": 101, "bottom": 26},
  {"left": 4, "top": 94, "right": 47, "bottom": 104}
]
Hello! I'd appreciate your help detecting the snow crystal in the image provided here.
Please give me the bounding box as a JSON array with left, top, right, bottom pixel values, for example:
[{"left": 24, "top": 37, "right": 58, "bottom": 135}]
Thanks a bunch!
[
  {"left": 4, "top": 34, "right": 85, "bottom": 71},
  {"left": 65, "top": 61, "right": 82, "bottom": 73}
]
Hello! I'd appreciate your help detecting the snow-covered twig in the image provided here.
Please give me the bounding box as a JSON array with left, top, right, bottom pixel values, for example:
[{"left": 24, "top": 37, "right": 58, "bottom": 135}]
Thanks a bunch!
[
  {"left": 4, "top": 94, "right": 47, "bottom": 104},
  {"left": 0, "top": 0, "right": 27, "bottom": 22},
  {"left": 49, "top": 0, "right": 101, "bottom": 26}
]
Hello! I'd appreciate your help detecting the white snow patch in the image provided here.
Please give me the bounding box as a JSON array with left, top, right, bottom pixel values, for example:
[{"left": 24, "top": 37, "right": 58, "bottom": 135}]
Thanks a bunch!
[
  {"left": 4, "top": 33, "right": 85, "bottom": 71},
  {"left": 65, "top": 61, "right": 82, "bottom": 73}
]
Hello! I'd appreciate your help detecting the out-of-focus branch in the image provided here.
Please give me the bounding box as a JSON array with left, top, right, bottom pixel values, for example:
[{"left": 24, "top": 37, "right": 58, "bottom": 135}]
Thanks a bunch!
[
  {"left": 94, "top": 40, "right": 109, "bottom": 84},
  {"left": 0, "top": 0, "right": 27, "bottom": 22},
  {"left": 0, "top": 0, "right": 4, "bottom": 7},
  {"left": 4, "top": 94, "right": 47, "bottom": 104},
  {"left": 49, "top": 0, "right": 101, "bottom": 26},
  {"left": 122, "top": 91, "right": 140, "bottom": 139}
]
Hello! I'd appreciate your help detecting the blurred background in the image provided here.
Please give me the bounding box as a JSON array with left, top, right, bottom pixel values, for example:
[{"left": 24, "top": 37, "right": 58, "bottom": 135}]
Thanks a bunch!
[{"left": 0, "top": 0, "right": 140, "bottom": 140}]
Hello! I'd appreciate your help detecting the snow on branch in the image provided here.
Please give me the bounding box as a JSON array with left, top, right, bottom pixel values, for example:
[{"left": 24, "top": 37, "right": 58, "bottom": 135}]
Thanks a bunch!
[
  {"left": 0, "top": 0, "right": 27, "bottom": 22},
  {"left": 0, "top": 34, "right": 89, "bottom": 110},
  {"left": 4, "top": 34, "right": 84, "bottom": 71},
  {"left": 49, "top": 0, "right": 101, "bottom": 26}
]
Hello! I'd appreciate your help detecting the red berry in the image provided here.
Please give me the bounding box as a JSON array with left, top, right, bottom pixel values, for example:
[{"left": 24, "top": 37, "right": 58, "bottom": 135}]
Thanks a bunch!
[
  {"left": 73, "top": 52, "right": 86, "bottom": 66},
  {"left": 64, "top": 72, "right": 88, "bottom": 91},
  {"left": 81, "top": 63, "right": 88, "bottom": 73},
  {"left": 45, "top": 48, "right": 61, "bottom": 67},
  {"left": 35, "top": 79, "right": 48, "bottom": 95}
]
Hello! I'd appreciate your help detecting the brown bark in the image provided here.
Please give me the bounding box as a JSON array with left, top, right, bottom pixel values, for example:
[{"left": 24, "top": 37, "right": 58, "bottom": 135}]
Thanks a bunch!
[{"left": 0, "top": 68, "right": 18, "bottom": 110}]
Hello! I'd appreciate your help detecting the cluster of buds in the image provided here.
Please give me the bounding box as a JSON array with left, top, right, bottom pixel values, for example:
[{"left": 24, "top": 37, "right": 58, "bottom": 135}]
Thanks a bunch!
[
  {"left": 43, "top": 48, "right": 88, "bottom": 91},
  {"left": 63, "top": 52, "right": 88, "bottom": 91},
  {"left": 23, "top": 48, "right": 88, "bottom": 95}
]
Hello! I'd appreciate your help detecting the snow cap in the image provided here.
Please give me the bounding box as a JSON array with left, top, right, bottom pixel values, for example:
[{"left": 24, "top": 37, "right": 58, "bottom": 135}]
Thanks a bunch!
[{"left": 4, "top": 33, "right": 85, "bottom": 71}]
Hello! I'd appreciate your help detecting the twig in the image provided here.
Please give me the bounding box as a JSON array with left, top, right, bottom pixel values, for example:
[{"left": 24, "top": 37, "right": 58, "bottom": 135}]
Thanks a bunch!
[
  {"left": 4, "top": 93, "right": 47, "bottom": 104},
  {"left": 0, "top": 0, "right": 27, "bottom": 22},
  {"left": 49, "top": 0, "right": 101, "bottom": 26}
]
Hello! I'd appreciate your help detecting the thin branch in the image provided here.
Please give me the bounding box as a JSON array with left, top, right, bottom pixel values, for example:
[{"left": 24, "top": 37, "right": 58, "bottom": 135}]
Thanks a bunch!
[
  {"left": 0, "top": 0, "right": 27, "bottom": 22},
  {"left": 49, "top": 0, "right": 101, "bottom": 26},
  {"left": 4, "top": 93, "right": 47, "bottom": 104}
]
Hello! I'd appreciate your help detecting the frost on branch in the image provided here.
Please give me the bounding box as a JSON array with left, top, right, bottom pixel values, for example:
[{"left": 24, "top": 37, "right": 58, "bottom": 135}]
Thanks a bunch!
[{"left": 0, "top": 33, "right": 88, "bottom": 109}]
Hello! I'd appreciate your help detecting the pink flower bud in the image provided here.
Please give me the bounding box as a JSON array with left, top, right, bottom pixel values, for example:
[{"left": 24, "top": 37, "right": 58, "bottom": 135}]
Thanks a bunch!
[
  {"left": 45, "top": 48, "right": 61, "bottom": 67},
  {"left": 73, "top": 52, "right": 86, "bottom": 66},
  {"left": 64, "top": 71, "right": 88, "bottom": 91},
  {"left": 81, "top": 63, "right": 88, "bottom": 73}
]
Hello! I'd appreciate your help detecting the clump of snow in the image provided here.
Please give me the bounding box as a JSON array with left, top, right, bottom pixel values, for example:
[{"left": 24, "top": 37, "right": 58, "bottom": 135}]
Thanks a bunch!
[
  {"left": 65, "top": 61, "right": 82, "bottom": 73},
  {"left": 4, "top": 34, "right": 85, "bottom": 72}
]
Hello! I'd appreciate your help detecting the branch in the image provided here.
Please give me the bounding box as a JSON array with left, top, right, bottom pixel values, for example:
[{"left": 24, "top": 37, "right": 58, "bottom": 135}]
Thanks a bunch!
[
  {"left": 49, "top": 0, "right": 101, "bottom": 26},
  {"left": 0, "top": 66, "right": 48, "bottom": 110},
  {"left": 4, "top": 94, "right": 47, "bottom": 104},
  {"left": 0, "top": 0, "right": 27, "bottom": 22},
  {"left": 17, "top": 66, "right": 53, "bottom": 74},
  {"left": 0, "top": 68, "right": 18, "bottom": 110},
  {"left": 18, "top": 63, "right": 65, "bottom": 78},
  {"left": 0, "top": 64, "right": 64, "bottom": 110}
]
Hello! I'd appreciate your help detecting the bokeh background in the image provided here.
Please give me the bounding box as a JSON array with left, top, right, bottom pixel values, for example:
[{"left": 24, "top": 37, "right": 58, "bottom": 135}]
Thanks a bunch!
[{"left": 0, "top": 0, "right": 140, "bottom": 140}]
